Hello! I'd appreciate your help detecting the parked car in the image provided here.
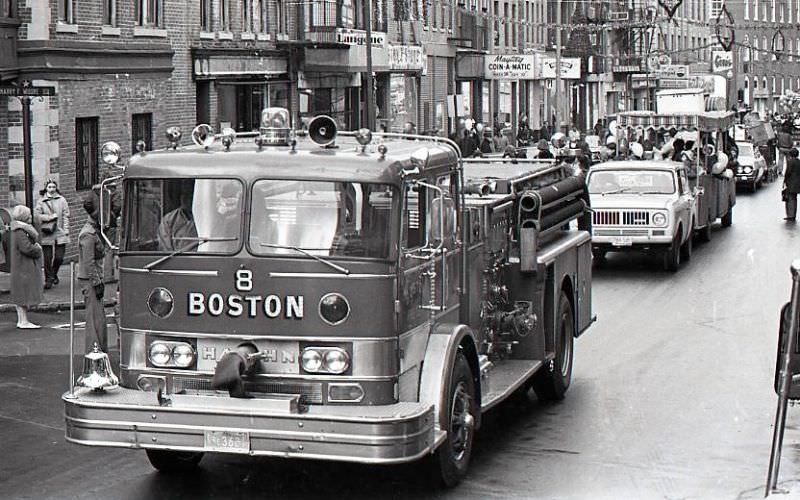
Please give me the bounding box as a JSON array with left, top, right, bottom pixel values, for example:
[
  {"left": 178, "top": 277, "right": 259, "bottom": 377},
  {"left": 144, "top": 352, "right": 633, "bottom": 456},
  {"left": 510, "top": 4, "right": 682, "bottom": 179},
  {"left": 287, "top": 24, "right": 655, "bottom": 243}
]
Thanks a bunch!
[
  {"left": 587, "top": 160, "right": 696, "bottom": 272},
  {"left": 733, "top": 141, "right": 767, "bottom": 192}
]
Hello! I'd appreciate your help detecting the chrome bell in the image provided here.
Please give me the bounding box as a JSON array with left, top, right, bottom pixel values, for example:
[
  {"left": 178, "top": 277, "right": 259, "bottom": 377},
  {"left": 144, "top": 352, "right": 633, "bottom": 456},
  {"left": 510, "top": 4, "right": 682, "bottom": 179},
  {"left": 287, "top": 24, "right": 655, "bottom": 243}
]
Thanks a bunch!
[{"left": 77, "top": 342, "right": 119, "bottom": 391}]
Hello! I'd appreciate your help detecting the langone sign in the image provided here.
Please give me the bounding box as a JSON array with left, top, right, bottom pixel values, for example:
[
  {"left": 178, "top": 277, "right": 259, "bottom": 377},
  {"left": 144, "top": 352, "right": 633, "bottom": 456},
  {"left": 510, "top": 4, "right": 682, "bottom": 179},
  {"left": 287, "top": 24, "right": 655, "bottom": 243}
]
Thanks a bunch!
[
  {"left": 484, "top": 54, "right": 535, "bottom": 80},
  {"left": 336, "top": 28, "right": 386, "bottom": 47}
]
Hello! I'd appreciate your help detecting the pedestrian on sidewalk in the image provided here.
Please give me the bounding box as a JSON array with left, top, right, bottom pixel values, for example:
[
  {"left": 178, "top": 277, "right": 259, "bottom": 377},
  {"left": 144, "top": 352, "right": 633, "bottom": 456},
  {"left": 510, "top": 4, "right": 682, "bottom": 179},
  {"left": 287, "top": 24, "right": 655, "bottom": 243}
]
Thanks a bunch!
[
  {"left": 9, "top": 205, "right": 43, "bottom": 329},
  {"left": 34, "top": 180, "right": 70, "bottom": 289},
  {"left": 78, "top": 192, "right": 107, "bottom": 352},
  {"left": 783, "top": 148, "right": 800, "bottom": 221}
]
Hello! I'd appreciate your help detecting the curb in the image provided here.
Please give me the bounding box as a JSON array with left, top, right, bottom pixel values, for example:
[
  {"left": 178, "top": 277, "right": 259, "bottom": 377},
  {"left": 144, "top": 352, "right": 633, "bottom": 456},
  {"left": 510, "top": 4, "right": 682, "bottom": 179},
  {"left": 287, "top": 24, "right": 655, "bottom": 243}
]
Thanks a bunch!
[{"left": 0, "top": 299, "right": 117, "bottom": 314}]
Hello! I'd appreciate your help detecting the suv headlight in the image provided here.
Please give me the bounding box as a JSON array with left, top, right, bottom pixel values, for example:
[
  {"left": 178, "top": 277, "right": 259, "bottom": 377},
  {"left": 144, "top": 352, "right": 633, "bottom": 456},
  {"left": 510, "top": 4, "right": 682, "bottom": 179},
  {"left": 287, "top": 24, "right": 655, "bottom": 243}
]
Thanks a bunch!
[{"left": 652, "top": 212, "right": 667, "bottom": 227}]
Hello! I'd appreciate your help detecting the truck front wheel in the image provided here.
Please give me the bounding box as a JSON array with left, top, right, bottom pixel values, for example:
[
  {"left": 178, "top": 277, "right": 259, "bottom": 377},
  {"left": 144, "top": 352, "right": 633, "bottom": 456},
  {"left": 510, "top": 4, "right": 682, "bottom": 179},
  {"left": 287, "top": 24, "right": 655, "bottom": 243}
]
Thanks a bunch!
[
  {"left": 663, "top": 233, "right": 681, "bottom": 272},
  {"left": 145, "top": 449, "right": 204, "bottom": 473},
  {"left": 431, "top": 350, "right": 476, "bottom": 488},
  {"left": 722, "top": 206, "right": 733, "bottom": 227},
  {"left": 532, "top": 293, "right": 574, "bottom": 401}
]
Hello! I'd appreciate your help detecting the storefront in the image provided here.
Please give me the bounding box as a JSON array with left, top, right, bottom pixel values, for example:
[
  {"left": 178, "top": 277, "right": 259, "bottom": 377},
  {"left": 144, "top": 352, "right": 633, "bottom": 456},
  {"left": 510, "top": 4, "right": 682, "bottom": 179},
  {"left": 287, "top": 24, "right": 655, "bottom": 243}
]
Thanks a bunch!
[
  {"left": 484, "top": 54, "right": 535, "bottom": 136},
  {"left": 376, "top": 45, "right": 424, "bottom": 133},
  {"left": 193, "top": 49, "right": 291, "bottom": 132}
]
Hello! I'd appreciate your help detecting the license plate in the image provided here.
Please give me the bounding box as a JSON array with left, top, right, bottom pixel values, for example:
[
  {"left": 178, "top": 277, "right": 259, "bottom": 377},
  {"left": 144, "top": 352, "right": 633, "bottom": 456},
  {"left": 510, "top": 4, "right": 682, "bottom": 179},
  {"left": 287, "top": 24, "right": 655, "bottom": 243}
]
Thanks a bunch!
[
  {"left": 204, "top": 430, "right": 250, "bottom": 453},
  {"left": 611, "top": 236, "right": 633, "bottom": 247},
  {"left": 197, "top": 339, "right": 299, "bottom": 374}
]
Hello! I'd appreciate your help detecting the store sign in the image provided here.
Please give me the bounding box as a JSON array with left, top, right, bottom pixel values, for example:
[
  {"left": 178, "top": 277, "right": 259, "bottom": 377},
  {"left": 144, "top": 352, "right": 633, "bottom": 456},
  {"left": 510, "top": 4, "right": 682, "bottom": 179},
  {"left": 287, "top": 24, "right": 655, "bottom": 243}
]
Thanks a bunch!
[
  {"left": 656, "top": 64, "right": 689, "bottom": 79},
  {"left": 539, "top": 57, "right": 581, "bottom": 80},
  {"left": 712, "top": 51, "right": 733, "bottom": 73},
  {"left": 336, "top": 28, "right": 386, "bottom": 47},
  {"left": 484, "top": 54, "right": 535, "bottom": 80},
  {"left": 388, "top": 45, "right": 425, "bottom": 71},
  {"left": 194, "top": 56, "right": 287, "bottom": 77}
]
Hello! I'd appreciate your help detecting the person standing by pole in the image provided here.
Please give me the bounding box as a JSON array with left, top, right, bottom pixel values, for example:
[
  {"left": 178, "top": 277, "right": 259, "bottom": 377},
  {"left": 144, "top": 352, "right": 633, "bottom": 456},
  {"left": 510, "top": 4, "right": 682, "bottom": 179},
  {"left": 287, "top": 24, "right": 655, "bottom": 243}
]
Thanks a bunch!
[
  {"left": 9, "top": 205, "right": 43, "bottom": 329},
  {"left": 77, "top": 192, "right": 107, "bottom": 352},
  {"left": 35, "top": 180, "right": 70, "bottom": 289}
]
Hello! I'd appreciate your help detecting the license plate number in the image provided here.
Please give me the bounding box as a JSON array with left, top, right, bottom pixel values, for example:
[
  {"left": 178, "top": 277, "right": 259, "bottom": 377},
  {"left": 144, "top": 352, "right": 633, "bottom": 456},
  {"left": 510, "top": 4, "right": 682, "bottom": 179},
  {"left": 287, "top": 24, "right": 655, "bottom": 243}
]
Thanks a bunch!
[
  {"left": 611, "top": 236, "right": 633, "bottom": 247},
  {"left": 204, "top": 430, "right": 250, "bottom": 453}
]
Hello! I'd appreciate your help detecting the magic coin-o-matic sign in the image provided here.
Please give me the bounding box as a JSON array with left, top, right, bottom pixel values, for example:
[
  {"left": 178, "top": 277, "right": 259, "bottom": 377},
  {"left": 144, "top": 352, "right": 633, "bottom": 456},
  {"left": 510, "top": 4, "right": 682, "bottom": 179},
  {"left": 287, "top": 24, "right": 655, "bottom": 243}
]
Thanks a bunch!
[{"left": 485, "top": 54, "right": 535, "bottom": 80}]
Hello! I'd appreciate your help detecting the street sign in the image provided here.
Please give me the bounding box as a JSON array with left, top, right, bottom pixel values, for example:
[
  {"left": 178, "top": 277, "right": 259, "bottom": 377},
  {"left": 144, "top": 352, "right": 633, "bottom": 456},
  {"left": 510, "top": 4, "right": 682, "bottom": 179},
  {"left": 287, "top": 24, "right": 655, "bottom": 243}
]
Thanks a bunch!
[{"left": 0, "top": 86, "right": 56, "bottom": 97}]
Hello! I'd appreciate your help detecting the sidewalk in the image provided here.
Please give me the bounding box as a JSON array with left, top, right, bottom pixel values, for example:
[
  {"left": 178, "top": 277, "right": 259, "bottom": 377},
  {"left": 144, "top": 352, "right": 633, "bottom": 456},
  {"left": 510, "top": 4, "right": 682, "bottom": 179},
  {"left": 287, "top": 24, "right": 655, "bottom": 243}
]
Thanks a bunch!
[{"left": 0, "top": 263, "right": 117, "bottom": 313}]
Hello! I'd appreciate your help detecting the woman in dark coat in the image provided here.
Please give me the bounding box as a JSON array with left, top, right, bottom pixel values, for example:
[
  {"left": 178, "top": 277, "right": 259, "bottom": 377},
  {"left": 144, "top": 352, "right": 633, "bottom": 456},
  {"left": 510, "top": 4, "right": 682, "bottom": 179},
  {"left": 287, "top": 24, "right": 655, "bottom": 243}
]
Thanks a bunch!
[
  {"left": 783, "top": 148, "right": 800, "bottom": 221},
  {"left": 9, "top": 205, "right": 43, "bottom": 328}
]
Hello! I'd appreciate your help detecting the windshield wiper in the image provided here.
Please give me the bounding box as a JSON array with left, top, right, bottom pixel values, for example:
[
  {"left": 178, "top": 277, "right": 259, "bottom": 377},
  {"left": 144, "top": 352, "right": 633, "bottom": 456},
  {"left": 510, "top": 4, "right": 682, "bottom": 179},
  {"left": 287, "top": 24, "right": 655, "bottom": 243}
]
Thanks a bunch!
[
  {"left": 600, "top": 187, "right": 632, "bottom": 195},
  {"left": 143, "top": 236, "right": 237, "bottom": 271},
  {"left": 636, "top": 191, "right": 671, "bottom": 195},
  {"left": 260, "top": 243, "right": 350, "bottom": 275}
]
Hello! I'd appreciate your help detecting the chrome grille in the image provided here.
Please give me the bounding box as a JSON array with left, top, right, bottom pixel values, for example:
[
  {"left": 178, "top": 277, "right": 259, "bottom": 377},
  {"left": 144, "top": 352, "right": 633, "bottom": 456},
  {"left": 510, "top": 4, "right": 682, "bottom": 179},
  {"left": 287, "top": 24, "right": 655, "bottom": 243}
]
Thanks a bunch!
[
  {"left": 593, "top": 210, "right": 651, "bottom": 226},
  {"left": 594, "top": 228, "right": 650, "bottom": 236},
  {"left": 173, "top": 377, "right": 323, "bottom": 404}
]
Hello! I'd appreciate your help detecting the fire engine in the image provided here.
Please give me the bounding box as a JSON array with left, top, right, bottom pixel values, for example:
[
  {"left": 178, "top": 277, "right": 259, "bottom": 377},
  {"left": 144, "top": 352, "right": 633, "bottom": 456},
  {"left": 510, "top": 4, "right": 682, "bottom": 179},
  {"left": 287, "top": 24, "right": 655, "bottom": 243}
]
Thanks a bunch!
[{"left": 63, "top": 108, "right": 594, "bottom": 486}]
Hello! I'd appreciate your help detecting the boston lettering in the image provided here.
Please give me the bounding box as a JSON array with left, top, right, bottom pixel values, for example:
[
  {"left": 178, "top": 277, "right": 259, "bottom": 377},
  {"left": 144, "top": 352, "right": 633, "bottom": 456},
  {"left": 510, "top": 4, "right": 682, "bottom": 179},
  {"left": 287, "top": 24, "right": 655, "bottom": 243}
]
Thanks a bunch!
[{"left": 188, "top": 292, "right": 304, "bottom": 319}]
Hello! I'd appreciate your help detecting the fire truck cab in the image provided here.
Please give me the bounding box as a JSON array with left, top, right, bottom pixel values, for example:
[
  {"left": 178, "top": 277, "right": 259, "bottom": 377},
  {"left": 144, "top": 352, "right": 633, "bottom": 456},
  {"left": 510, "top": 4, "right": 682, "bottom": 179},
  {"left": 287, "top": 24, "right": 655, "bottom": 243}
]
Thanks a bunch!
[{"left": 63, "top": 110, "right": 594, "bottom": 486}]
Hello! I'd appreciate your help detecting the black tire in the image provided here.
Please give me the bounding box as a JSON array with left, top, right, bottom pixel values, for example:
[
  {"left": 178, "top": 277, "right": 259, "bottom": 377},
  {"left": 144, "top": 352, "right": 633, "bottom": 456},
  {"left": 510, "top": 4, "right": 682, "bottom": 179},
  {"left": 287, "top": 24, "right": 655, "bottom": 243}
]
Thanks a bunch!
[
  {"left": 532, "top": 293, "right": 574, "bottom": 401},
  {"left": 697, "top": 221, "right": 712, "bottom": 243},
  {"left": 663, "top": 233, "right": 681, "bottom": 272},
  {"left": 145, "top": 449, "right": 204, "bottom": 473},
  {"left": 680, "top": 230, "right": 692, "bottom": 261},
  {"left": 721, "top": 206, "right": 733, "bottom": 227},
  {"left": 431, "top": 351, "right": 477, "bottom": 488},
  {"left": 750, "top": 180, "right": 757, "bottom": 193},
  {"left": 592, "top": 248, "right": 606, "bottom": 266}
]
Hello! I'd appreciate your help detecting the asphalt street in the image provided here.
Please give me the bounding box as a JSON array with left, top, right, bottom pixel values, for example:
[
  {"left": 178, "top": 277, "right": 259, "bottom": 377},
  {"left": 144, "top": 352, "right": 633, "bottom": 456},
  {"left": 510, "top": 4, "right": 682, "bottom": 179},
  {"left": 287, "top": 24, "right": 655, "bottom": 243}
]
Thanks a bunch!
[{"left": 1, "top": 179, "right": 800, "bottom": 499}]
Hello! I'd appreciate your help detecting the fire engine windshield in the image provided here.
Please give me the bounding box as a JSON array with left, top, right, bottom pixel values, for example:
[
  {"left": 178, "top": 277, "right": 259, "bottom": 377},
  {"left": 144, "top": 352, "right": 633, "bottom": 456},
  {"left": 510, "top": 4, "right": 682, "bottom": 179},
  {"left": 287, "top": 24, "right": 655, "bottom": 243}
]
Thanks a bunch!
[
  {"left": 124, "top": 178, "right": 243, "bottom": 253},
  {"left": 249, "top": 180, "right": 395, "bottom": 259}
]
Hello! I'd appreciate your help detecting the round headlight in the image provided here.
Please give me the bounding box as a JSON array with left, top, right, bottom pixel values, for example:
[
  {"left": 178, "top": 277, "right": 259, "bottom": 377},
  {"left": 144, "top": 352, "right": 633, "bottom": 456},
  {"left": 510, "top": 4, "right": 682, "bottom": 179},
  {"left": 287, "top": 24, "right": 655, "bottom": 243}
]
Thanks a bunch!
[
  {"left": 149, "top": 343, "right": 171, "bottom": 366},
  {"left": 652, "top": 213, "right": 667, "bottom": 227},
  {"left": 301, "top": 349, "right": 322, "bottom": 372},
  {"left": 744, "top": 166, "right": 753, "bottom": 174},
  {"left": 100, "top": 141, "right": 121, "bottom": 165},
  {"left": 324, "top": 349, "right": 350, "bottom": 374},
  {"left": 736, "top": 166, "right": 743, "bottom": 173},
  {"left": 147, "top": 288, "right": 174, "bottom": 318},
  {"left": 172, "top": 344, "right": 195, "bottom": 368},
  {"left": 319, "top": 293, "right": 350, "bottom": 325}
]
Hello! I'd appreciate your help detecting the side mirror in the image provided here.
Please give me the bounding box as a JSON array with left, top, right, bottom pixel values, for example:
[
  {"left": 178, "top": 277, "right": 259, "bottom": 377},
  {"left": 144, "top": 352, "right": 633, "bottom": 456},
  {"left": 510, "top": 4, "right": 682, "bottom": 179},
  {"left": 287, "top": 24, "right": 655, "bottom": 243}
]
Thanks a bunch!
[
  {"left": 427, "top": 195, "right": 456, "bottom": 249},
  {"left": 775, "top": 302, "right": 800, "bottom": 399}
]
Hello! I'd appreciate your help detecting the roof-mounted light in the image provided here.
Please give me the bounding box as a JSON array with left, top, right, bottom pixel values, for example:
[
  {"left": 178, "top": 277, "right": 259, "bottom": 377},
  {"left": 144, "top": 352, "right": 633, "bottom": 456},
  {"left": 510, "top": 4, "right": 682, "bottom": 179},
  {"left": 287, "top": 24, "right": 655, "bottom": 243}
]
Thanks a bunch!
[
  {"left": 259, "top": 107, "right": 291, "bottom": 146},
  {"left": 165, "top": 126, "right": 182, "bottom": 149},
  {"left": 221, "top": 127, "right": 236, "bottom": 150},
  {"left": 100, "top": 142, "right": 122, "bottom": 166},
  {"left": 192, "top": 124, "right": 215, "bottom": 149},
  {"left": 355, "top": 128, "right": 373, "bottom": 150}
]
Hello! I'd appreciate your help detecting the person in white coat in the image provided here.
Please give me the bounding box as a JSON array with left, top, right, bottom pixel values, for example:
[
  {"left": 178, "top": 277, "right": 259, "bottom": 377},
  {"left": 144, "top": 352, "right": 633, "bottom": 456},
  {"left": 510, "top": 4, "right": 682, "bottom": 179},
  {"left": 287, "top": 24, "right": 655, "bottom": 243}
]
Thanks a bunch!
[{"left": 35, "top": 180, "right": 70, "bottom": 289}]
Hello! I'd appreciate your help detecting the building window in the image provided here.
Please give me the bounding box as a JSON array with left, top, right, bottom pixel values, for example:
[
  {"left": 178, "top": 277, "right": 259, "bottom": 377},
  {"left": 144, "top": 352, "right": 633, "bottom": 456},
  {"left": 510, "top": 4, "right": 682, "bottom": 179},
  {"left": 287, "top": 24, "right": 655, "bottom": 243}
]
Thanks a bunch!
[
  {"left": 754, "top": 0, "right": 759, "bottom": 19},
  {"left": 276, "top": 0, "right": 286, "bottom": 34},
  {"left": 200, "top": 0, "right": 212, "bottom": 30},
  {"left": 136, "top": 0, "right": 162, "bottom": 27},
  {"left": 780, "top": 1, "right": 785, "bottom": 21},
  {"left": 220, "top": 0, "right": 231, "bottom": 30},
  {"left": 754, "top": 37, "right": 759, "bottom": 60},
  {"left": 59, "top": 0, "right": 74, "bottom": 23},
  {"left": 76, "top": 118, "right": 99, "bottom": 191},
  {"left": 242, "top": 0, "right": 253, "bottom": 31},
  {"left": 132, "top": 113, "right": 153, "bottom": 153},
  {"left": 772, "top": 0, "right": 777, "bottom": 20},
  {"left": 745, "top": 0, "right": 750, "bottom": 18},
  {"left": 743, "top": 35, "right": 750, "bottom": 61},
  {"left": 103, "top": 0, "right": 116, "bottom": 25}
]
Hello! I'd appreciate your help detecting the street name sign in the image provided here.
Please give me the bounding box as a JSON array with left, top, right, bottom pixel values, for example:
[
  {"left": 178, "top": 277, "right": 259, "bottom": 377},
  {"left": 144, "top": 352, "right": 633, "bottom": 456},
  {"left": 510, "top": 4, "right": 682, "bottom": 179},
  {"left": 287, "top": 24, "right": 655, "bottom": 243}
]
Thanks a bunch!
[{"left": 0, "top": 86, "right": 56, "bottom": 97}]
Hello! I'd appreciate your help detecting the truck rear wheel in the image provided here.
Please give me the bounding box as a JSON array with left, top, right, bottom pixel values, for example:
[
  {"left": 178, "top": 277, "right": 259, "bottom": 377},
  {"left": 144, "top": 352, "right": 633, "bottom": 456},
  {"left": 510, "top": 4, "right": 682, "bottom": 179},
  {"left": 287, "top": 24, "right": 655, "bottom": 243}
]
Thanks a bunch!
[
  {"left": 532, "top": 293, "right": 574, "bottom": 401},
  {"left": 721, "top": 206, "right": 733, "bottom": 227},
  {"left": 145, "top": 449, "right": 204, "bottom": 473},
  {"left": 431, "top": 350, "right": 476, "bottom": 488},
  {"left": 697, "top": 221, "right": 712, "bottom": 243}
]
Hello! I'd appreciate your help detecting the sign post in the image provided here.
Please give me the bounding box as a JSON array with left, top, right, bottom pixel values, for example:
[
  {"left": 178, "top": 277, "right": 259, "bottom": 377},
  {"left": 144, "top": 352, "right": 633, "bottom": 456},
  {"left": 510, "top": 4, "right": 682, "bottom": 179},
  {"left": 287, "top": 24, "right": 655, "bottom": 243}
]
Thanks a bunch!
[{"left": 0, "top": 84, "right": 56, "bottom": 212}]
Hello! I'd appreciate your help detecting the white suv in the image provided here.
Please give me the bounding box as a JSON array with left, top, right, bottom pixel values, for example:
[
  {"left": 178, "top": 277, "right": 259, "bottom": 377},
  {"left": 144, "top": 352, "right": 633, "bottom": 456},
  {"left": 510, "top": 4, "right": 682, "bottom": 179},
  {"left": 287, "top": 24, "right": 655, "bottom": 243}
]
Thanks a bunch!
[{"left": 587, "top": 160, "right": 696, "bottom": 272}]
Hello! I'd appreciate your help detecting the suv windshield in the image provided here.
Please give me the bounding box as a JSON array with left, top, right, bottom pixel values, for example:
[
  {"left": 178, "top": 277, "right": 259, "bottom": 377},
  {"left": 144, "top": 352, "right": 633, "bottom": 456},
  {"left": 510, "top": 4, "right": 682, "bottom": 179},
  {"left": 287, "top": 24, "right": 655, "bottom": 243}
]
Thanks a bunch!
[
  {"left": 124, "top": 178, "right": 243, "bottom": 253},
  {"left": 588, "top": 170, "right": 676, "bottom": 195},
  {"left": 249, "top": 180, "right": 395, "bottom": 259}
]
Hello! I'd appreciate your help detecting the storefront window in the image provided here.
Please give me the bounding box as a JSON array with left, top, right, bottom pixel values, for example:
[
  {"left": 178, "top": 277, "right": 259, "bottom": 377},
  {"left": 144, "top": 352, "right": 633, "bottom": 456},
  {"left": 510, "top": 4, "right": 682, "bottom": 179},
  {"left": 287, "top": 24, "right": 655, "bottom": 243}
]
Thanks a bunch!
[{"left": 218, "top": 82, "right": 291, "bottom": 132}]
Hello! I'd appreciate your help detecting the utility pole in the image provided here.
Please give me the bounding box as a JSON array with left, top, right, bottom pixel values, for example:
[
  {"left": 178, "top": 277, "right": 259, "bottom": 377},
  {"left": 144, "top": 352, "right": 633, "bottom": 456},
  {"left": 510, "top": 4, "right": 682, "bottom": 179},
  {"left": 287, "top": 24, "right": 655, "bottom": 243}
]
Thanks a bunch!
[
  {"left": 21, "top": 96, "right": 33, "bottom": 213},
  {"left": 364, "top": 0, "right": 376, "bottom": 131},
  {"left": 555, "top": 0, "right": 562, "bottom": 133}
]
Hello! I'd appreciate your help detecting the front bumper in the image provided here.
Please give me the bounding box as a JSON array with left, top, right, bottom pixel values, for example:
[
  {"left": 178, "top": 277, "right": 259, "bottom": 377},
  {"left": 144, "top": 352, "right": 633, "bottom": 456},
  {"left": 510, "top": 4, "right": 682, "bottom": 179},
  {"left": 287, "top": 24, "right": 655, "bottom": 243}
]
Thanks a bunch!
[
  {"left": 592, "top": 227, "right": 673, "bottom": 248},
  {"left": 64, "top": 387, "right": 440, "bottom": 464},
  {"left": 735, "top": 173, "right": 757, "bottom": 183}
]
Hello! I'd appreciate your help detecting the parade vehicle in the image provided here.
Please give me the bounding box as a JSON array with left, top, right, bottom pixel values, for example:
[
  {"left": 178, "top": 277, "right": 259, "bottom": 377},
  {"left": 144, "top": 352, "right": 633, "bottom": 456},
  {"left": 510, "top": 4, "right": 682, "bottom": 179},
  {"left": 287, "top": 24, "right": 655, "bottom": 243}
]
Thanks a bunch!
[
  {"left": 615, "top": 110, "right": 736, "bottom": 243},
  {"left": 587, "top": 160, "right": 696, "bottom": 271},
  {"left": 62, "top": 109, "right": 595, "bottom": 486},
  {"left": 732, "top": 141, "right": 767, "bottom": 192}
]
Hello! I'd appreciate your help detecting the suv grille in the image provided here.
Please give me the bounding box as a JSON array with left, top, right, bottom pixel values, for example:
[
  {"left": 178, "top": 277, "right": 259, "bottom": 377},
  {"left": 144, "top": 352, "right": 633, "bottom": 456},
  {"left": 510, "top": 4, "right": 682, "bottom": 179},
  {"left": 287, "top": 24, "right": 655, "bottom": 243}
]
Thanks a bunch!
[{"left": 593, "top": 210, "right": 651, "bottom": 226}]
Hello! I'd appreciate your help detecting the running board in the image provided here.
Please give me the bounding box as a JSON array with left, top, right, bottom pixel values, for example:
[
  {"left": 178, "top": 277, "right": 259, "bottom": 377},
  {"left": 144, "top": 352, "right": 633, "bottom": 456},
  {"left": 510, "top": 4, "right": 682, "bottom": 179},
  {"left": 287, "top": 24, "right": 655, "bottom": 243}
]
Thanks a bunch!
[{"left": 480, "top": 359, "right": 544, "bottom": 412}]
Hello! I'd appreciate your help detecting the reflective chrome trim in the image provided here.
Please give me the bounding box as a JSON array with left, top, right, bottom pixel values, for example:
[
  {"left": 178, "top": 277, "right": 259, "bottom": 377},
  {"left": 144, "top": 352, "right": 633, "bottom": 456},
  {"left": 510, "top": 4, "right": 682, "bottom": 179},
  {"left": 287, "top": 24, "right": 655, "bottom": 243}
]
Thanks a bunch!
[
  {"left": 269, "top": 272, "right": 394, "bottom": 279},
  {"left": 120, "top": 267, "right": 219, "bottom": 277},
  {"left": 118, "top": 327, "right": 395, "bottom": 343},
  {"left": 537, "top": 231, "right": 591, "bottom": 265}
]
